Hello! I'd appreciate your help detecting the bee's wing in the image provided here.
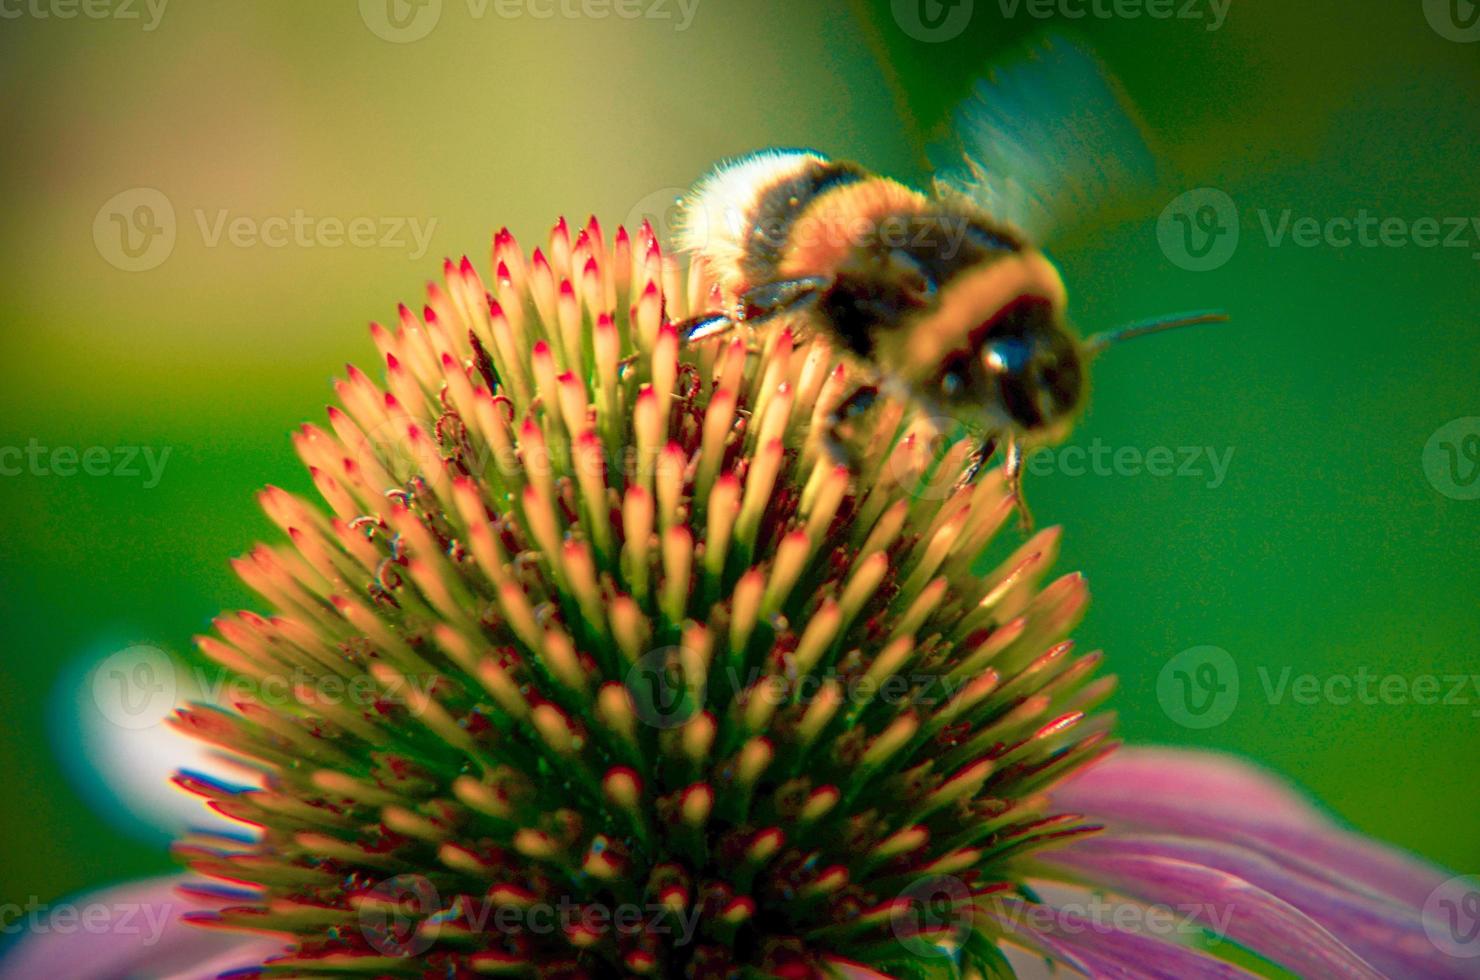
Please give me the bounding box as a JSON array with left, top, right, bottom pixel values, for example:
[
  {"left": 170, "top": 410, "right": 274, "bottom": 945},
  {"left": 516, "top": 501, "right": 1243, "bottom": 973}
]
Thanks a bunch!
[{"left": 932, "top": 38, "right": 1158, "bottom": 245}]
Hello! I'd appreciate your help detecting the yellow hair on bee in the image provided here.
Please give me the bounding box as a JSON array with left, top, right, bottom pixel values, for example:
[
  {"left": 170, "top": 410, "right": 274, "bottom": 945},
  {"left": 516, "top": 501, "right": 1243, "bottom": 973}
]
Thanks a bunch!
[
  {"left": 677, "top": 150, "right": 830, "bottom": 294},
  {"left": 878, "top": 250, "right": 1067, "bottom": 386},
  {"left": 776, "top": 178, "right": 930, "bottom": 282}
]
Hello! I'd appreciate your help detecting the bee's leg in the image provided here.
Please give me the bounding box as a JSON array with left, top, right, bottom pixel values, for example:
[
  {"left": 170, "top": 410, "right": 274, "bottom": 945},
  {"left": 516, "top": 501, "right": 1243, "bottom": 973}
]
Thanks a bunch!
[
  {"left": 821, "top": 383, "right": 881, "bottom": 469},
  {"left": 672, "top": 312, "right": 738, "bottom": 345},
  {"left": 1003, "top": 437, "right": 1036, "bottom": 534},
  {"left": 736, "top": 276, "right": 830, "bottom": 325},
  {"left": 671, "top": 277, "right": 829, "bottom": 351},
  {"left": 958, "top": 434, "right": 1000, "bottom": 488}
]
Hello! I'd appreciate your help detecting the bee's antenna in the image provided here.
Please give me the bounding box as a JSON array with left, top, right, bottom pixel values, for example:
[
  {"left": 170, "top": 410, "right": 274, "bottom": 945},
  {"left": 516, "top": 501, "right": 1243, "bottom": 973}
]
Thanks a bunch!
[{"left": 1084, "top": 310, "right": 1230, "bottom": 357}]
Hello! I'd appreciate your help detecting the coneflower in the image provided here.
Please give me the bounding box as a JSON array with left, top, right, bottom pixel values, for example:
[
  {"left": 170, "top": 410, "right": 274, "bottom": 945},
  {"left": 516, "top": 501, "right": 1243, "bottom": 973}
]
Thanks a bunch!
[
  {"left": 8, "top": 219, "right": 1474, "bottom": 980},
  {"left": 171, "top": 216, "right": 1113, "bottom": 977}
]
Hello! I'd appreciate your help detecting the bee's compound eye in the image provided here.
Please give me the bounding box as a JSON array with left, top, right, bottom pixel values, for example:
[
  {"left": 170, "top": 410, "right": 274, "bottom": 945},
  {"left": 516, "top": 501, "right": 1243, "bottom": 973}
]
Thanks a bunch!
[
  {"left": 981, "top": 337, "right": 1031, "bottom": 375},
  {"left": 1038, "top": 348, "right": 1085, "bottom": 419}
]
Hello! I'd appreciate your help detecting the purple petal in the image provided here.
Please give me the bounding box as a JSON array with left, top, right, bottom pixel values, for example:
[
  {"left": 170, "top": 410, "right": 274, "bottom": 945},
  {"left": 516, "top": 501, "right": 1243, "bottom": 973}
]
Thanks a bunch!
[
  {"left": 1049, "top": 834, "right": 1471, "bottom": 980},
  {"left": 1054, "top": 747, "right": 1452, "bottom": 909},
  {"left": 981, "top": 896, "right": 1263, "bottom": 979},
  {"left": 0, "top": 875, "right": 284, "bottom": 980},
  {"left": 1057, "top": 745, "right": 1326, "bottom": 826},
  {"left": 1070, "top": 853, "right": 1380, "bottom": 978}
]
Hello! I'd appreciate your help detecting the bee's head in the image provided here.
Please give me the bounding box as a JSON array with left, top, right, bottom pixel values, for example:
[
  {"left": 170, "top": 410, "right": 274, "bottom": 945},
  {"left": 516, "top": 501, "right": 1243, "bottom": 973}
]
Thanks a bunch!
[{"left": 931, "top": 295, "right": 1086, "bottom": 436}]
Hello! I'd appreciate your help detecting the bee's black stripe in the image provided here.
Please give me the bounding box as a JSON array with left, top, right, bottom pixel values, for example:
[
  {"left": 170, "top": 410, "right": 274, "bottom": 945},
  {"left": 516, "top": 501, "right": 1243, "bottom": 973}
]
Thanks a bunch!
[
  {"left": 879, "top": 212, "right": 1022, "bottom": 290},
  {"left": 814, "top": 209, "right": 1025, "bottom": 359},
  {"left": 739, "top": 158, "right": 868, "bottom": 287},
  {"left": 963, "top": 218, "right": 1022, "bottom": 255}
]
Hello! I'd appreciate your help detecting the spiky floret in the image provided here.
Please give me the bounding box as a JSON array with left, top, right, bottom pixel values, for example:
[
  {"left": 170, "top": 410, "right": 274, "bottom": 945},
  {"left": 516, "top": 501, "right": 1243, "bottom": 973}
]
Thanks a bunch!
[{"left": 173, "top": 216, "right": 1117, "bottom": 978}]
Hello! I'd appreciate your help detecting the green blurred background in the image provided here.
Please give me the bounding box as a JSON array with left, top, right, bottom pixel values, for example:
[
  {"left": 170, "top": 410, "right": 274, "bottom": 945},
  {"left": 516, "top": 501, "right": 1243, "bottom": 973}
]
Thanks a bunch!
[{"left": 1, "top": 0, "right": 1477, "bottom": 916}]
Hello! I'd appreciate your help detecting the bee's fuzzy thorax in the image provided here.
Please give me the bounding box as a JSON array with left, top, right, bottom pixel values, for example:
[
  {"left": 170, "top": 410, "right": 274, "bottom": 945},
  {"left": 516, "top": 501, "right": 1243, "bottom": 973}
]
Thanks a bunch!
[{"left": 774, "top": 177, "right": 929, "bottom": 283}]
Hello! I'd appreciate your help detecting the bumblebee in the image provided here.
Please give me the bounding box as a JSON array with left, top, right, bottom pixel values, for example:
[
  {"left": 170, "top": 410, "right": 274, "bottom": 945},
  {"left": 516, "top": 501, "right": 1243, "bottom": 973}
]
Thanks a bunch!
[{"left": 671, "top": 42, "right": 1225, "bottom": 527}]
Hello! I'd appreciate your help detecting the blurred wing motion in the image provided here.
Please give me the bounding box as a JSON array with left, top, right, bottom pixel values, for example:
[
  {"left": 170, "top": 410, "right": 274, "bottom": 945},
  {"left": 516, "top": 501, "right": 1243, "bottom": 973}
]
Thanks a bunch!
[{"left": 933, "top": 37, "right": 1159, "bottom": 245}]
